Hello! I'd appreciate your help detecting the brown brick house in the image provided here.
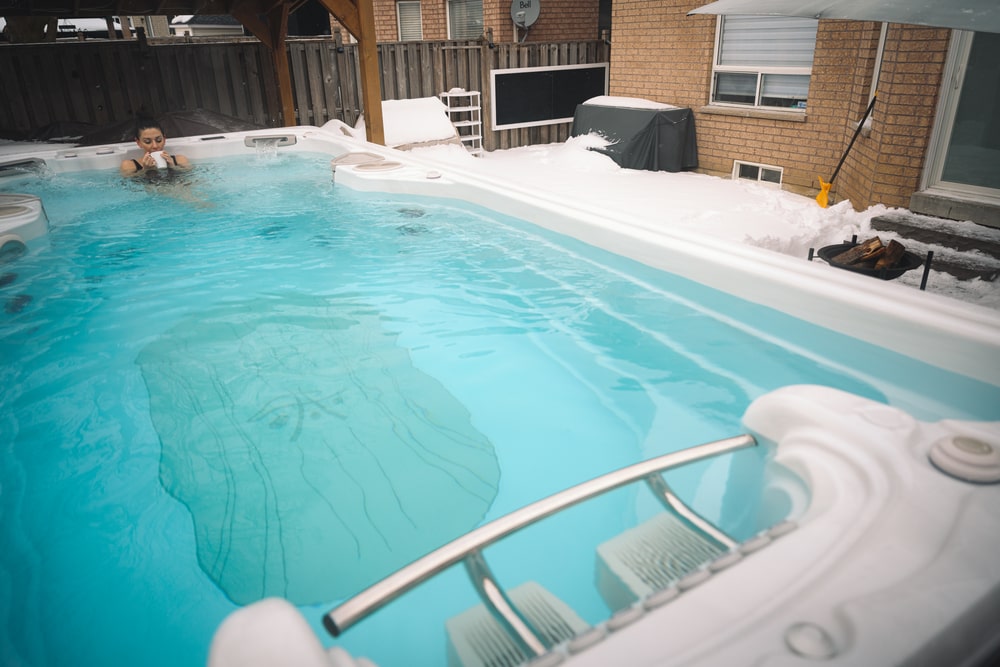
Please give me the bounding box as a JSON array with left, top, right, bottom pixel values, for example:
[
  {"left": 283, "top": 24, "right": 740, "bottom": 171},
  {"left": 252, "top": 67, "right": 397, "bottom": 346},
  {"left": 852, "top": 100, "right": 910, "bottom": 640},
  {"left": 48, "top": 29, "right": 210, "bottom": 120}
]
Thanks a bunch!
[
  {"left": 334, "top": 0, "right": 603, "bottom": 44},
  {"left": 610, "top": 0, "right": 1000, "bottom": 226}
]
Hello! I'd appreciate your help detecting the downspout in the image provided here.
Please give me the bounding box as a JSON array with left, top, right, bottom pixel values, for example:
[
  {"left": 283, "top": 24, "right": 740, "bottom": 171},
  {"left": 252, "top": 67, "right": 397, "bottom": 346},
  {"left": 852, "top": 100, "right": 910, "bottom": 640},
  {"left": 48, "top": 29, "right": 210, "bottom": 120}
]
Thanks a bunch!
[{"left": 860, "top": 22, "right": 887, "bottom": 138}]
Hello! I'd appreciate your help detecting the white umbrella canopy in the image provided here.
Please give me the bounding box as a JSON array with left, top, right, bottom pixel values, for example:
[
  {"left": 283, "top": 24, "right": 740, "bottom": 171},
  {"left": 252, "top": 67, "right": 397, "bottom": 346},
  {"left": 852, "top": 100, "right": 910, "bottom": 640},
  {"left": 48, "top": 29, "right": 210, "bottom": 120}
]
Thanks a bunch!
[{"left": 688, "top": 0, "right": 1000, "bottom": 33}]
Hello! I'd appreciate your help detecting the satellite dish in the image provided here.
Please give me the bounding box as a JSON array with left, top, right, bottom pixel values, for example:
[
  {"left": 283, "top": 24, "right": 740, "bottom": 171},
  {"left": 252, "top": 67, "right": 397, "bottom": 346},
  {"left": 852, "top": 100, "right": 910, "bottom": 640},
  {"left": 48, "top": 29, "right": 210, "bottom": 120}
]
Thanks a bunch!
[{"left": 511, "top": 0, "right": 540, "bottom": 28}]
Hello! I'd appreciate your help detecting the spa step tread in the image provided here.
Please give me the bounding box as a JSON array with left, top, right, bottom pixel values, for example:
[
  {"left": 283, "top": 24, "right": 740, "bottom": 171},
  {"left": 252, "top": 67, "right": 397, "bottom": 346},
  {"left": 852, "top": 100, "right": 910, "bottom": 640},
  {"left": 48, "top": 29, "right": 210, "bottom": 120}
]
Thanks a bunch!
[
  {"left": 595, "top": 512, "right": 726, "bottom": 612},
  {"left": 885, "top": 235, "right": 1000, "bottom": 280},
  {"left": 445, "top": 581, "right": 589, "bottom": 667},
  {"left": 870, "top": 213, "right": 1000, "bottom": 281},
  {"left": 871, "top": 212, "right": 1000, "bottom": 260},
  {"left": 924, "top": 259, "right": 1000, "bottom": 282}
]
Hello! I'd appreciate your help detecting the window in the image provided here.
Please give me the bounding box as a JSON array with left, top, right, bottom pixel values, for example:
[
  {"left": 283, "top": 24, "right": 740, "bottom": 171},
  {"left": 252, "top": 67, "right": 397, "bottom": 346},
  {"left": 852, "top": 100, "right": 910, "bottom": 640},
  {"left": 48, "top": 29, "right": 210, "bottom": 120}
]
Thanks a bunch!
[
  {"left": 397, "top": 1, "right": 422, "bottom": 40},
  {"left": 712, "top": 16, "right": 818, "bottom": 110},
  {"left": 447, "top": 0, "right": 483, "bottom": 39},
  {"left": 733, "top": 160, "right": 783, "bottom": 187}
]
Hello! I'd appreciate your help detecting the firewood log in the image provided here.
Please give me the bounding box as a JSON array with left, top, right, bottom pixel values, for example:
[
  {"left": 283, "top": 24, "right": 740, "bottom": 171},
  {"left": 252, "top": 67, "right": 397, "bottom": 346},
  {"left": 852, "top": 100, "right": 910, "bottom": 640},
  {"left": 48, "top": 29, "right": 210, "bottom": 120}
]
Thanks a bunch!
[
  {"left": 875, "top": 239, "right": 906, "bottom": 270},
  {"left": 832, "top": 237, "right": 884, "bottom": 265}
]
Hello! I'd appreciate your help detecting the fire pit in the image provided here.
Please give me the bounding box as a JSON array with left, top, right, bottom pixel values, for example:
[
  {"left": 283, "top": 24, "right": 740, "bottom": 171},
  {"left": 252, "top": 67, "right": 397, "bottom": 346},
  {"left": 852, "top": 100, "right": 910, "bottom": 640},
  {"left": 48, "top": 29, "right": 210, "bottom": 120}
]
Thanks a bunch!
[{"left": 817, "top": 242, "right": 924, "bottom": 281}]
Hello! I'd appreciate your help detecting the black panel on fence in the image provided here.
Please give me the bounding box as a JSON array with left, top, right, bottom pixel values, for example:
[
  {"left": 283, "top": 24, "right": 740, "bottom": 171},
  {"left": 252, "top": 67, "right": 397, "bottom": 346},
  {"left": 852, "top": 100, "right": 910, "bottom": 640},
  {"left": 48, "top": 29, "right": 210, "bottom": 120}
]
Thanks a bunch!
[{"left": 493, "top": 64, "right": 607, "bottom": 129}]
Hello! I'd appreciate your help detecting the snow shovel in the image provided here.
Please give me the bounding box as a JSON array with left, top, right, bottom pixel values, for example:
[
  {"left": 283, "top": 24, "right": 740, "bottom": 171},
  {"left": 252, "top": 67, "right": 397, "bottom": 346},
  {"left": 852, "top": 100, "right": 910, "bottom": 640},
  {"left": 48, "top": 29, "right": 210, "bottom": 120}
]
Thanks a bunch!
[{"left": 817, "top": 92, "right": 878, "bottom": 208}]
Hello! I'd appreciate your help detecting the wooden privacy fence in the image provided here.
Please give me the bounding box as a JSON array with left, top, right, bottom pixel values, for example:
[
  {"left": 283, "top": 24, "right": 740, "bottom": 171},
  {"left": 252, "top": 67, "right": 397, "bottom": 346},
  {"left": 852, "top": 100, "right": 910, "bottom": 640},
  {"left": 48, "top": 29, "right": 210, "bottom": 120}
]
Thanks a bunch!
[
  {"left": 375, "top": 38, "right": 610, "bottom": 149},
  {"left": 1, "top": 37, "right": 284, "bottom": 134},
  {"left": 1, "top": 35, "right": 609, "bottom": 150}
]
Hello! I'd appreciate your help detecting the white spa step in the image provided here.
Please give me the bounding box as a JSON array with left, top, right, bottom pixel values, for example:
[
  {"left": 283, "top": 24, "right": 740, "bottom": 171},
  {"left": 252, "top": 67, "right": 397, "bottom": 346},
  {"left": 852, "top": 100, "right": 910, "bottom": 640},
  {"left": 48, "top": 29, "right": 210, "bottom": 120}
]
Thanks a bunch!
[
  {"left": 446, "top": 581, "right": 590, "bottom": 667},
  {"left": 596, "top": 511, "right": 727, "bottom": 612}
]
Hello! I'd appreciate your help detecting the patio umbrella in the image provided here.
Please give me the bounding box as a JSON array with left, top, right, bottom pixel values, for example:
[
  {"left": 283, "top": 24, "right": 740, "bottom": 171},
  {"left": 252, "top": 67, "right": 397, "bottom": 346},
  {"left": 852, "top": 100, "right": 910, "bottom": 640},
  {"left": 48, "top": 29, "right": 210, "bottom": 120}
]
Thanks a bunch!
[
  {"left": 76, "top": 109, "right": 264, "bottom": 146},
  {"left": 688, "top": 0, "right": 1000, "bottom": 34}
]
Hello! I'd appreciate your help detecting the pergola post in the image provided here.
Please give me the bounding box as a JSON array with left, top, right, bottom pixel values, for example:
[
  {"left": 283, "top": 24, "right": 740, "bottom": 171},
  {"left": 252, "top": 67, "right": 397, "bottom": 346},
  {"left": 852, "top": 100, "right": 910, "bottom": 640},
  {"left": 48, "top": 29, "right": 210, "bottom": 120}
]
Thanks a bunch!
[
  {"left": 233, "top": 3, "right": 295, "bottom": 127},
  {"left": 267, "top": 4, "right": 295, "bottom": 127},
  {"left": 316, "top": 0, "right": 384, "bottom": 145}
]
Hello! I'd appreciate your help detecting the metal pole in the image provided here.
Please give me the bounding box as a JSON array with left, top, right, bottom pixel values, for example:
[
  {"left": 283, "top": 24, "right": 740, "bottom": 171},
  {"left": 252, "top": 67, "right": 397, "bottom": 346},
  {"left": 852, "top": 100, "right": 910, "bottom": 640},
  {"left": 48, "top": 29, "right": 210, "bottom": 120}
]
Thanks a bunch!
[
  {"left": 920, "top": 250, "right": 933, "bottom": 291},
  {"left": 464, "top": 550, "right": 547, "bottom": 658},
  {"left": 645, "top": 474, "right": 737, "bottom": 550}
]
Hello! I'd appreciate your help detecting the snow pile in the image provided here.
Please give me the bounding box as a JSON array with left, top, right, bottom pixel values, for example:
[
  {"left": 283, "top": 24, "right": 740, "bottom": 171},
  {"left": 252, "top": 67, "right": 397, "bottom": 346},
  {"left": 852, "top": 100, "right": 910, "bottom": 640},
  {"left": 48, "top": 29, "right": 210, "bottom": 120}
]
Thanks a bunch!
[
  {"left": 583, "top": 95, "right": 679, "bottom": 110},
  {"left": 355, "top": 97, "right": 457, "bottom": 148}
]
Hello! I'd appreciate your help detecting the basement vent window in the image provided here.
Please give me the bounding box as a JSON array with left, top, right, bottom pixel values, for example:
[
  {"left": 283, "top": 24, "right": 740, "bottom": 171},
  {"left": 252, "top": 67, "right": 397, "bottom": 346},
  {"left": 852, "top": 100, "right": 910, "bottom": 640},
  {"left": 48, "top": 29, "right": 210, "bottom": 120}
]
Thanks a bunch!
[{"left": 733, "top": 161, "right": 783, "bottom": 187}]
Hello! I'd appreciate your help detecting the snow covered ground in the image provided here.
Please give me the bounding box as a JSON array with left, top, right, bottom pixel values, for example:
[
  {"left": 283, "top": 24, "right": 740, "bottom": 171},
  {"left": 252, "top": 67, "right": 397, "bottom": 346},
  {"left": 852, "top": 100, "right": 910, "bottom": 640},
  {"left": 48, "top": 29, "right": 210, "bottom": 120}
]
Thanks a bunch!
[{"left": 366, "top": 96, "right": 1000, "bottom": 311}]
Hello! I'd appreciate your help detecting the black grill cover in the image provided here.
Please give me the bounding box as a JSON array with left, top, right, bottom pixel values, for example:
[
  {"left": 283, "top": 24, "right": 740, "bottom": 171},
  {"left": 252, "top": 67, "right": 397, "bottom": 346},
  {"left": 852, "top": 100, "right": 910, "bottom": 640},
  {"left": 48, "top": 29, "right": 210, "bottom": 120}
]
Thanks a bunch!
[{"left": 570, "top": 103, "right": 698, "bottom": 173}]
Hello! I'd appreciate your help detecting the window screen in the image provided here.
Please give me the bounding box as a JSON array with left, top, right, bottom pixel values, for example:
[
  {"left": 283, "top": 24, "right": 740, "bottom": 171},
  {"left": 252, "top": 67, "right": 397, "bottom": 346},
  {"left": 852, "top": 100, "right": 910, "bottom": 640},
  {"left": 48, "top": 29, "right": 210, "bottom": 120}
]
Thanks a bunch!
[
  {"left": 448, "top": 0, "right": 483, "bottom": 39},
  {"left": 718, "top": 16, "right": 818, "bottom": 68},
  {"left": 397, "top": 1, "right": 422, "bottom": 41},
  {"left": 713, "top": 15, "right": 817, "bottom": 110}
]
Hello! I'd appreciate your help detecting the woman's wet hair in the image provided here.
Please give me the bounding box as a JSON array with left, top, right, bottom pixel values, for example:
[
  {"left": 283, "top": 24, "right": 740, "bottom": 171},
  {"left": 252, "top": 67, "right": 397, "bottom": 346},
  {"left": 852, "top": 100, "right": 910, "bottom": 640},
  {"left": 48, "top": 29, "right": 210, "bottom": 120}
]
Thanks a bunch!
[{"left": 134, "top": 116, "right": 163, "bottom": 139}]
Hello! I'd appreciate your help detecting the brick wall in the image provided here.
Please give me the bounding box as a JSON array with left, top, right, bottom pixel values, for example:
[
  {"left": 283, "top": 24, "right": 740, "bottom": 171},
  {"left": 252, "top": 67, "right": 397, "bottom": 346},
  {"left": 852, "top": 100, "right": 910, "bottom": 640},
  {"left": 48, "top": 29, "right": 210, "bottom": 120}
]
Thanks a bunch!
[
  {"left": 505, "top": 0, "right": 600, "bottom": 43},
  {"left": 372, "top": 0, "right": 398, "bottom": 40},
  {"left": 610, "top": 0, "right": 948, "bottom": 210},
  {"left": 797, "top": 20, "right": 881, "bottom": 201},
  {"left": 331, "top": 0, "right": 449, "bottom": 41},
  {"left": 422, "top": 0, "right": 448, "bottom": 39},
  {"left": 839, "top": 25, "right": 949, "bottom": 210},
  {"left": 338, "top": 0, "right": 598, "bottom": 43},
  {"left": 609, "top": 0, "right": 715, "bottom": 109}
]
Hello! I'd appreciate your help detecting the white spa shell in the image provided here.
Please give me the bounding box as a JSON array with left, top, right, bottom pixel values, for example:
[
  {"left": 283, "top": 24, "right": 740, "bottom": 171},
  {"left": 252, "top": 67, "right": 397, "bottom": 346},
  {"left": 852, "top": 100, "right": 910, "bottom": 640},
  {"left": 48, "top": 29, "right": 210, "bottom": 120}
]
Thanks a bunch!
[
  {"left": 3, "top": 126, "right": 999, "bottom": 666},
  {"left": 207, "top": 385, "right": 1000, "bottom": 667}
]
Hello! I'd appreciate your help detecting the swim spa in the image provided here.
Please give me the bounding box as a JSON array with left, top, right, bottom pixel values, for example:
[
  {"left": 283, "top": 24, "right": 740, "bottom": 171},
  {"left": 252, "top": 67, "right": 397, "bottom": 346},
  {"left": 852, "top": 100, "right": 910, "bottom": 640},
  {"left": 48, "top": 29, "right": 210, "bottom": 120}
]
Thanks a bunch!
[{"left": 1, "top": 127, "right": 999, "bottom": 667}]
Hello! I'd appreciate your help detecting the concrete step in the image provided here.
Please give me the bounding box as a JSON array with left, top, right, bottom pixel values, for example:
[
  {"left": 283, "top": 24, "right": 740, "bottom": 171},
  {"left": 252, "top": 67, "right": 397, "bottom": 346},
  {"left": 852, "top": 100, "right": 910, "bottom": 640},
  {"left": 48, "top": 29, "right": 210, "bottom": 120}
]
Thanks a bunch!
[{"left": 870, "top": 212, "right": 1000, "bottom": 281}]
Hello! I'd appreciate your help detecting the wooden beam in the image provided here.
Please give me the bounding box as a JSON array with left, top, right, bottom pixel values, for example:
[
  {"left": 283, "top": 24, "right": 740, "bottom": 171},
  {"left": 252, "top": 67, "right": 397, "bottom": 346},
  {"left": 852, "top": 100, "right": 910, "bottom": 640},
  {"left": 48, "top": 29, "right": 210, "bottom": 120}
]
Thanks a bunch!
[
  {"left": 258, "top": 0, "right": 288, "bottom": 15},
  {"left": 232, "top": 5, "right": 273, "bottom": 48},
  {"left": 119, "top": 13, "right": 132, "bottom": 38},
  {"left": 354, "top": 0, "right": 383, "bottom": 145},
  {"left": 234, "top": 2, "right": 295, "bottom": 125},
  {"left": 316, "top": 0, "right": 382, "bottom": 144},
  {"left": 315, "top": 0, "right": 360, "bottom": 38},
  {"left": 267, "top": 3, "right": 296, "bottom": 127}
]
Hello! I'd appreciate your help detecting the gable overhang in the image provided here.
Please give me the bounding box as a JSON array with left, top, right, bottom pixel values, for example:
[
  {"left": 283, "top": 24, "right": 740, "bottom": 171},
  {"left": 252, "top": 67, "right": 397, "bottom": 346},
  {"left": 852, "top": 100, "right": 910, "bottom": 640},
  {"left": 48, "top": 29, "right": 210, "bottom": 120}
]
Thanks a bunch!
[{"left": 688, "top": 0, "right": 1000, "bottom": 34}]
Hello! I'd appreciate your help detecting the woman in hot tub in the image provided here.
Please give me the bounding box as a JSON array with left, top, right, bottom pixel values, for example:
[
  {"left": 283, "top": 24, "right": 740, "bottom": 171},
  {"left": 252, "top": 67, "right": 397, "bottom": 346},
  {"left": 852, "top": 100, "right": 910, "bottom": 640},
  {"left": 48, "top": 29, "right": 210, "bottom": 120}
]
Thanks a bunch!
[{"left": 120, "top": 117, "right": 192, "bottom": 176}]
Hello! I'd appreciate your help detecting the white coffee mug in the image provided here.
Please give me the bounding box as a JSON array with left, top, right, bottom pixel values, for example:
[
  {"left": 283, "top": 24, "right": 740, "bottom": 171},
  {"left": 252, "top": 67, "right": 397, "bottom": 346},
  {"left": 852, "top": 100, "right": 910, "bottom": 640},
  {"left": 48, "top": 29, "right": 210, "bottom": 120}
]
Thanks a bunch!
[{"left": 150, "top": 151, "right": 167, "bottom": 169}]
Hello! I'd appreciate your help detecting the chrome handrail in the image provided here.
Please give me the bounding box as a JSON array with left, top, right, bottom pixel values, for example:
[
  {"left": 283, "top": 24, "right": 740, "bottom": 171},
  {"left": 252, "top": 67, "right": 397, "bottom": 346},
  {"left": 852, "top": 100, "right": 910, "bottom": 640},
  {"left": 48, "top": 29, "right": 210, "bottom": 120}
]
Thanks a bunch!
[
  {"left": 464, "top": 549, "right": 547, "bottom": 657},
  {"left": 645, "top": 474, "right": 737, "bottom": 550},
  {"left": 323, "top": 433, "right": 756, "bottom": 637}
]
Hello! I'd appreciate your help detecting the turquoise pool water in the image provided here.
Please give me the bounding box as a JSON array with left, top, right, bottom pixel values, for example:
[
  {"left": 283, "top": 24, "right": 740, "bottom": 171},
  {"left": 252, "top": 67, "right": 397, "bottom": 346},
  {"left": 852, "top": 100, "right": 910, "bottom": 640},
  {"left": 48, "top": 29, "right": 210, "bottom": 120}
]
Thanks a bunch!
[{"left": 1, "top": 153, "right": 997, "bottom": 667}]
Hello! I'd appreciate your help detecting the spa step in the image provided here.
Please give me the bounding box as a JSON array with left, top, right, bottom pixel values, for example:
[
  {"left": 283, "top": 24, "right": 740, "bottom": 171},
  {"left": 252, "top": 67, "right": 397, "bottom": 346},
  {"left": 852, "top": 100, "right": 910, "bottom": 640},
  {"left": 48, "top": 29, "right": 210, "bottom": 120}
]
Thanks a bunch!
[
  {"left": 871, "top": 212, "right": 1000, "bottom": 281},
  {"left": 445, "top": 581, "right": 589, "bottom": 667},
  {"left": 596, "top": 511, "right": 727, "bottom": 612},
  {"left": 597, "top": 515, "right": 799, "bottom": 614}
]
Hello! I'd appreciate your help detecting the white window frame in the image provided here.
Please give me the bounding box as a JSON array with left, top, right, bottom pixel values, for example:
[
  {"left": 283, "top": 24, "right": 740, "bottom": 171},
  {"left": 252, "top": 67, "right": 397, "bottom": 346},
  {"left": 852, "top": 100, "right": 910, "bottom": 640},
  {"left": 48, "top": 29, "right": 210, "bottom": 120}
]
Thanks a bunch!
[
  {"left": 396, "top": 1, "right": 423, "bottom": 41},
  {"left": 922, "top": 29, "right": 1000, "bottom": 203},
  {"left": 710, "top": 15, "right": 817, "bottom": 111},
  {"left": 446, "top": 0, "right": 483, "bottom": 40},
  {"left": 732, "top": 160, "right": 784, "bottom": 188}
]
